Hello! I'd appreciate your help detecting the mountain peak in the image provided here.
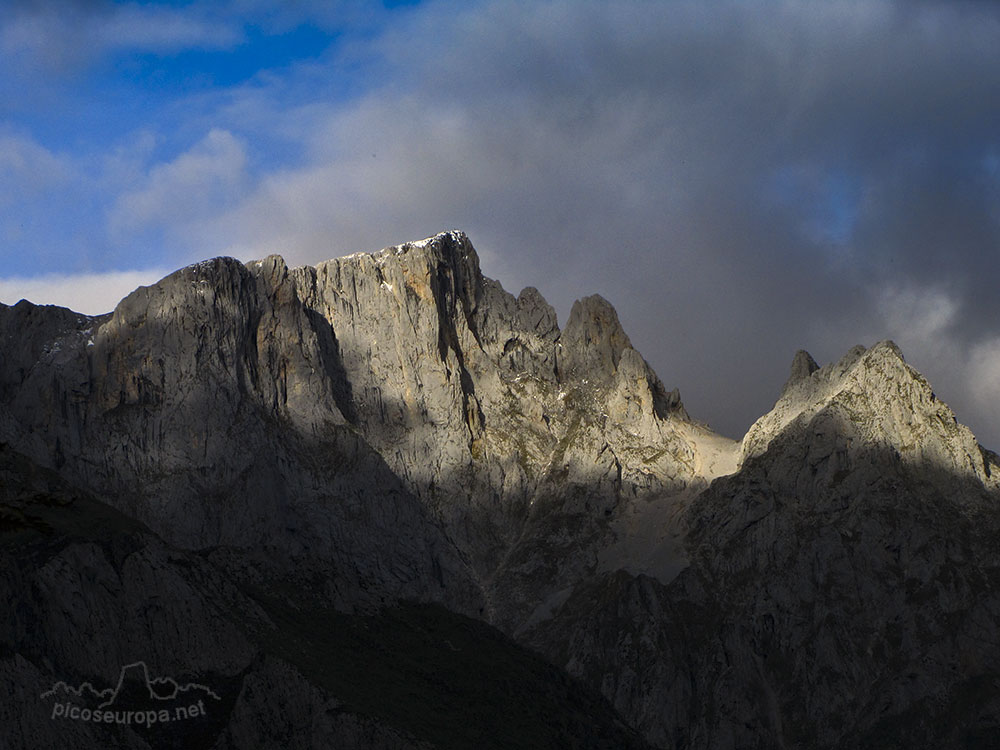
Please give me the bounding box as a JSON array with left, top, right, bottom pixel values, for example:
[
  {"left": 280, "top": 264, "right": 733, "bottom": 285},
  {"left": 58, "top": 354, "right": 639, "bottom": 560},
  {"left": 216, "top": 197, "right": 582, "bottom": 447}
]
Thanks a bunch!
[
  {"left": 557, "top": 294, "right": 632, "bottom": 381},
  {"left": 781, "top": 349, "right": 820, "bottom": 394},
  {"left": 742, "top": 339, "right": 996, "bottom": 487},
  {"left": 365, "top": 230, "right": 481, "bottom": 282},
  {"left": 391, "top": 229, "right": 472, "bottom": 253}
]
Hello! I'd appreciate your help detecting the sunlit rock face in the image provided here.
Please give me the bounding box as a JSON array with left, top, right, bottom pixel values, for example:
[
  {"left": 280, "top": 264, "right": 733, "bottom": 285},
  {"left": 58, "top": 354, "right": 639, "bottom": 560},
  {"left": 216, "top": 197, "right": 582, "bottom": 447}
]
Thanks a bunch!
[
  {"left": 741, "top": 340, "right": 996, "bottom": 488},
  {"left": 0, "top": 231, "right": 713, "bottom": 622},
  {"left": 2, "top": 231, "right": 999, "bottom": 749}
]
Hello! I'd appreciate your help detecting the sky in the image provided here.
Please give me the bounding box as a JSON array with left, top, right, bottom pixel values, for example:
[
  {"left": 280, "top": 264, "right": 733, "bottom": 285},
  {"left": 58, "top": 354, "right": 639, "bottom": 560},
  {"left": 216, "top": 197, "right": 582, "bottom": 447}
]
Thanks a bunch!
[{"left": 1, "top": 0, "right": 999, "bottom": 448}]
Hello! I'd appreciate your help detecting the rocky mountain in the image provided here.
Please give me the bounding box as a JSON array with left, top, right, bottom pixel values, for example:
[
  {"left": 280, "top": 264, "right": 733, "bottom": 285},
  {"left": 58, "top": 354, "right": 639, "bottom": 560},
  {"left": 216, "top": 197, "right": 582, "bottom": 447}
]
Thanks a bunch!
[{"left": 2, "top": 230, "right": 998, "bottom": 748}]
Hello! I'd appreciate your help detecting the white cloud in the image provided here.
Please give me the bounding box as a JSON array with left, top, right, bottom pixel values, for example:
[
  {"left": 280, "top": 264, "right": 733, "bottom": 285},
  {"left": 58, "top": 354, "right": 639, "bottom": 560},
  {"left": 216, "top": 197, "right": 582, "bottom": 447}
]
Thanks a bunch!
[
  {"left": 877, "top": 284, "right": 960, "bottom": 345},
  {"left": 0, "top": 269, "right": 170, "bottom": 316},
  {"left": 109, "top": 129, "right": 249, "bottom": 242},
  {"left": 94, "top": 4, "right": 241, "bottom": 53},
  {"left": 0, "top": 133, "right": 74, "bottom": 205},
  {"left": 0, "top": 2, "right": 240, "bottom": 71}
]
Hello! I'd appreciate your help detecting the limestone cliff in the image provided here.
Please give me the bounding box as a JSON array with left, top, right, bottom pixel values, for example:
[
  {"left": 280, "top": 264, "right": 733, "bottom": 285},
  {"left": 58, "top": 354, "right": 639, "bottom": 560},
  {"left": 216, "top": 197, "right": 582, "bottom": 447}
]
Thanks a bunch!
[{"left": 1, "top": 231, "right": 999, "bottom": 749}]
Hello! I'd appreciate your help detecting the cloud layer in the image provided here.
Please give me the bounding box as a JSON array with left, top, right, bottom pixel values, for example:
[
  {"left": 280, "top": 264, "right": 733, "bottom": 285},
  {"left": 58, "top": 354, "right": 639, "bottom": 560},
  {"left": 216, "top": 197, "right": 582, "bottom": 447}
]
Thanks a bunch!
[
  {"left": 0, "top": 269, "right": 170, "bottom": 316},
  {"left": 2, "top": 0, "right": 999, "bottom": 447}
]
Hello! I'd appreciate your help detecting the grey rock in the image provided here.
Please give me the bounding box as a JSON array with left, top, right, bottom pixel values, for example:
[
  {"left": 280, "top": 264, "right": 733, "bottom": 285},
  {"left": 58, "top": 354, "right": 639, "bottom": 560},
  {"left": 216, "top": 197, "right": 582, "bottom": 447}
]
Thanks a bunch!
[
  {"left": 515, "top": 286, "right": 559, "bottom": 340},
  {"left": 557, "top": 294, "right": 632, "bottom": 382},
  {"left": 3, "top": 231, "right": 999, "bottom": 749},
  {"left": 0, "top": 443, "right": 650, "bottom": 750},
  {"left": 782, "top": 349, "right": 819, "bottom": 393}
]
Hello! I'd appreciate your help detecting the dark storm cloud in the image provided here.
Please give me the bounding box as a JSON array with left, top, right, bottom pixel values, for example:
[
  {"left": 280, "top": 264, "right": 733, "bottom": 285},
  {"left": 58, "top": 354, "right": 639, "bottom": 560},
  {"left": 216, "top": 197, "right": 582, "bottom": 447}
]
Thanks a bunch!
[{"left": 336, "top": 0, "right": 1000, "bottom": 444}]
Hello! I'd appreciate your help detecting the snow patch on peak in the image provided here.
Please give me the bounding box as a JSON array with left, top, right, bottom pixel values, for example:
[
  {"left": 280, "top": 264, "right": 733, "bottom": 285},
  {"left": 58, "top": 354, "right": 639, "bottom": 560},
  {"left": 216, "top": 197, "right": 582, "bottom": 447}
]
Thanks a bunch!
[{"left": 392, "top": 229, "right": 468, "bottom": 253}]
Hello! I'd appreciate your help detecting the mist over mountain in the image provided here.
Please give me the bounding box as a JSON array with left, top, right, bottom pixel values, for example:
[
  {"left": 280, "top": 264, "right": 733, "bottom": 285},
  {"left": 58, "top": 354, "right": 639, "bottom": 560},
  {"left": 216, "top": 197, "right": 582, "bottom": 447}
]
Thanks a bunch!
[{"left": 2, "top": 231, "right": 999, "bottom": 749}]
